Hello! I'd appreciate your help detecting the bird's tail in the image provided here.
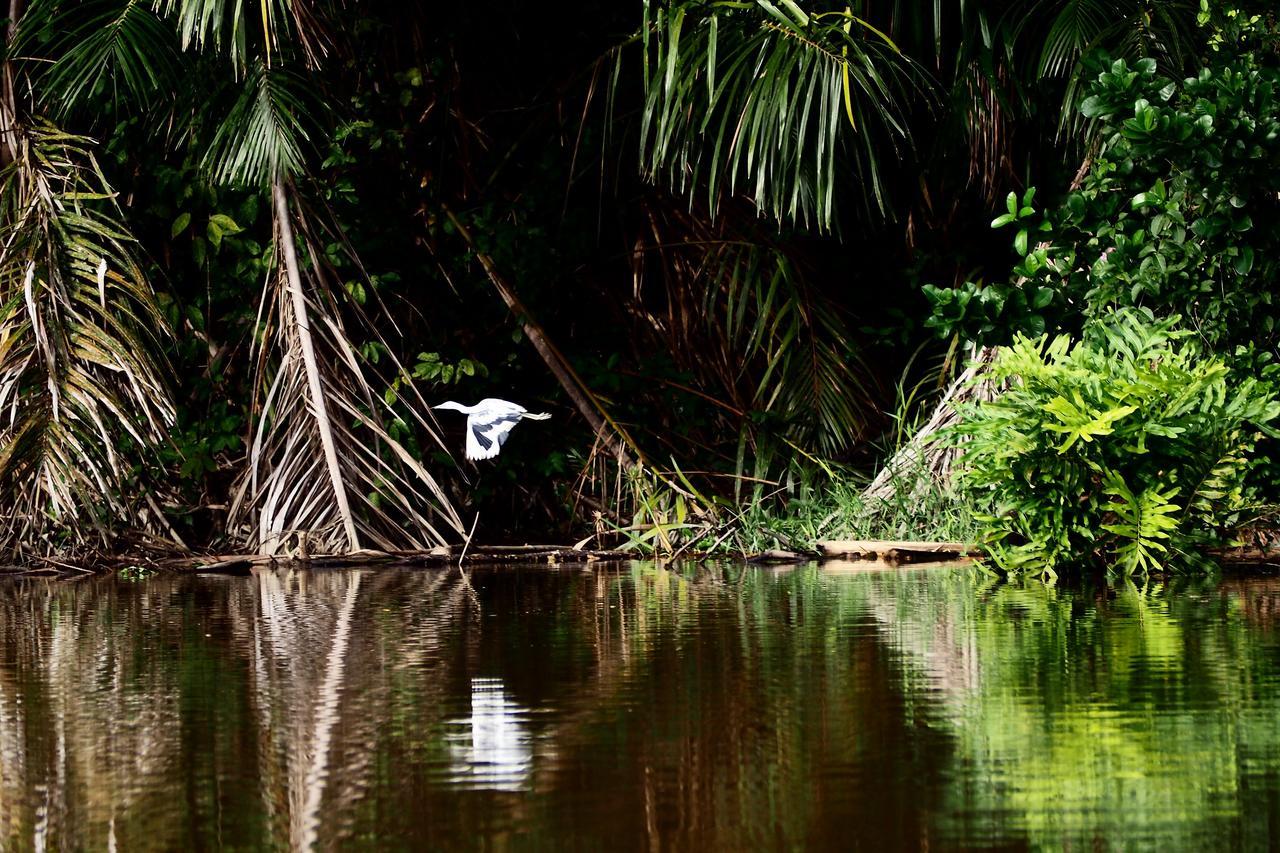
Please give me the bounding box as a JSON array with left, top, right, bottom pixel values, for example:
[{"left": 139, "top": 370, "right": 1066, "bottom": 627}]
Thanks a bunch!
[{"left": 523, "top": 412, "right": 552, "bottom": 420}]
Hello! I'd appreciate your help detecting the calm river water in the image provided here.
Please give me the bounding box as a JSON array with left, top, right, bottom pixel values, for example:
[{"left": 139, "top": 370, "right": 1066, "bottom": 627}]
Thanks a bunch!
[{"left": 0, "top": 562, "right": 1278, "bottom": 850}]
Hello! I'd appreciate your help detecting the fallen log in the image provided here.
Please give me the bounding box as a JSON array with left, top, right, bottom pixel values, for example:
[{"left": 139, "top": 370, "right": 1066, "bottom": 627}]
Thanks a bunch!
[
  {"left": 816, "top": 540, "right": 977, "bottom": 563},
  {"left": 819, "top": 558, "right": 972, "bottom": 573},
  {"left": 191, "top": 558, "right": 256, "bottom": 575},
  {"left": 748, "top": 549, "right": 815, "bottom": 564},
  {"left": 1207, "top": 545, "right": 1280, "bottom": 566}
]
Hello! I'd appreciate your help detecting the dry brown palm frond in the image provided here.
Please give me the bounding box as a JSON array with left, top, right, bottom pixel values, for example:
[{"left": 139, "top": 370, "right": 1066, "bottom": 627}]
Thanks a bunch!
[
  {"left": 631, "top": 199, "right": 881, "bottom": 464},
  {"left": 228, "top": 180, "right": 463, "bottom": 555},
  {"left": 0, "top": 120, "right": 175, "bottom": 555}
]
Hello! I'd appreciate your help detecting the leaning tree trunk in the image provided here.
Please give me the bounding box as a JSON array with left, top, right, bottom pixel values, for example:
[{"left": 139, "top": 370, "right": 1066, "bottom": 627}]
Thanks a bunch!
[
  {"left": 862, "top": 156, "right": 1094, "bottom": 503},
  {"left": 441, "top": 206, "right": 709, "bottom": 515},
  {"left": 862, "top": 343, "right": 999, "bottom": 502},
  {"left": 0, "top": 0, "right": 20, "bottom": 165},
  {"left": 441, "top": 206, "right": 641, "bottom": 470}
]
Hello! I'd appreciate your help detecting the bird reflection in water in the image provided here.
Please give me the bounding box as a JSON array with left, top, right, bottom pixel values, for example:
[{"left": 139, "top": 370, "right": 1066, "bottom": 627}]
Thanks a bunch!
[{"left": 445, "top": 677, "right": 535, "bottom": 791}]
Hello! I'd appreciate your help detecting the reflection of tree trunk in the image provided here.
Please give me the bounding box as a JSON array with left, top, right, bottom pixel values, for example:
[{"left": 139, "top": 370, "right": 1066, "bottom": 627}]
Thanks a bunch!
[
  {"left": 0, "top": 581, "right": 184, "bottom": 850},
  {"left": 241, "top": 567, "right": 472, "bottom": 848},
  {"left": 294, "top": 572, "right": 361, "bottom": 851},
  {"left": 857, "top": 576, "right": 983, "bottom": 697}
]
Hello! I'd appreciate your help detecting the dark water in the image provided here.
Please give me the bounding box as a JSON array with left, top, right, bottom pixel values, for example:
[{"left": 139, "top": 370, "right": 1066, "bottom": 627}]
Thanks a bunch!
[{"left": 1, "top": 563, "right": 1279, "bottom": 850}]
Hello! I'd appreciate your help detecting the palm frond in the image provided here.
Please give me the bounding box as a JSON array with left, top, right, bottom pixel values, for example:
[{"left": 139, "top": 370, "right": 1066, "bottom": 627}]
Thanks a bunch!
[
  {"left": 712, "top": 243, "right": 876, "bottom": 457},
  {"left": 637, "top": 1, "right": 921, "bottom": 229},
  {"left": 1033, "top": 0, "right": 1110, "bottom": 79},
  {"left": 202, "top": 61, "right": 319, "bottom": 187},
  {"left": 228, "top": 181, "right": 463, "bottom": 555},
  {"left": 153, "top": 0, "right": 330, "bottom": 70},
  {"left": 19, "top": 0, "right": 180, "bottom": 117},
  {"left": 1008, "top": 0, "right": 1198, "bottom": 138},
  {"left": 634, "top": 202, "right": 879, "bottom": 466},
  {"left": 0, "top": 120, "right": 174, "bottom": 553}
]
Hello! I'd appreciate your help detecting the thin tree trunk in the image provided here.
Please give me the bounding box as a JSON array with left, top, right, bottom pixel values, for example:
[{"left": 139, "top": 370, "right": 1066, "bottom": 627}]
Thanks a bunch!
[{"left": 272, "top": 179, "right": 360, "bottom": 551}]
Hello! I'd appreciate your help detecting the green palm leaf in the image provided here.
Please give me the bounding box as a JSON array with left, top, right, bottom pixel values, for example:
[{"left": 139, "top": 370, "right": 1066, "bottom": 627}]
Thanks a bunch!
[
  {"left": 202, "top": 61, "right": 319, "bottom": 186},
  {"left": 153, "top": 0, "right": 329, "bottom": 70},
  {"left": 635, "top": 202, "right": 878, "bottom": 470},
  {"left": 0, "top": 121, "right": 174, "bottom": 553},
  {"left": 638, "top": 1, "right": 921, "bottom": 228},
  {"left": 19, "top": 0, "right": 180, "bottom": 116}
]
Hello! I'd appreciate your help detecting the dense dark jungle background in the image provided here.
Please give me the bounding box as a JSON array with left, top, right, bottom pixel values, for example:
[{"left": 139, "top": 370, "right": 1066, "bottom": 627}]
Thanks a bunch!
[{"left": 1, "top": 0, "right": 1277, "bottom": 559}]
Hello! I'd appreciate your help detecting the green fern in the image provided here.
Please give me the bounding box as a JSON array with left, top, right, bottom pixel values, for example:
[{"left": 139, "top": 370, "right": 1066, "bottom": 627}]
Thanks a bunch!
[
  {"left": 1100, "top": 475, "right": 1180, "bottom": 574},
  {"left": 953, "top": 308, "right": 1280, "bottom": 575}
]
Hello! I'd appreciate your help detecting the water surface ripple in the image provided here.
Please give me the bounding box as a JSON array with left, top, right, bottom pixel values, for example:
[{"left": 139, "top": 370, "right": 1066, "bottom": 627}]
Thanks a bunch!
[{"left": 0, "top": 563, "right": 1277, "bottom": 850}]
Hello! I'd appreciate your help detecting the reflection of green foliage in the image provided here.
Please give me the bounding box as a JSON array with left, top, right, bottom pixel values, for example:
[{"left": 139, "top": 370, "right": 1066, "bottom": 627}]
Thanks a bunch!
[
  {"left": 873, "top": 570, "right": 1280, "bottom": 849},
  {"left": 117, "top": 564, "right": 156, "bottom": 581},
  {"left": 5, "top": 566, "right": 1280, "bottom": 849}
]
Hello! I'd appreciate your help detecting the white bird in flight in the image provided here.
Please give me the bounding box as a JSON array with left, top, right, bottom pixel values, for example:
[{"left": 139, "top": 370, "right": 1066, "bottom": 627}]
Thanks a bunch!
[{"left": 433, "top": 398, "right": 551, "bottom": 461}]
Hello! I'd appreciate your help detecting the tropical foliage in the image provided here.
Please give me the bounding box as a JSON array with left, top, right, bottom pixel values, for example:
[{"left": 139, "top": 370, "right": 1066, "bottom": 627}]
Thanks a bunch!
[
  {"left": 2, "top": 0, "right": 464, "bottom": 555},
  {"left": 0, "top": 123, "right": 173, "bottom": 554},
  {"left": 952, "top": 310, "right": 1280, "bottom": 575},
  {"left": 926, "top": 22, "right": 1280, "bottom": 350},
  {"left": 636, "top": 1, "right": 919, "bottom": 226},
  {"left": 0, "top": 0, "right": 1273, "bottom": 566}
]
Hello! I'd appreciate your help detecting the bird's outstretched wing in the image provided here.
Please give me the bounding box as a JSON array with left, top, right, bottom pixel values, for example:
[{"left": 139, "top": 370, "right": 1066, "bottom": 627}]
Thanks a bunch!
[{"left": 465, "top": 412, "right": 524, "bottom": 461}]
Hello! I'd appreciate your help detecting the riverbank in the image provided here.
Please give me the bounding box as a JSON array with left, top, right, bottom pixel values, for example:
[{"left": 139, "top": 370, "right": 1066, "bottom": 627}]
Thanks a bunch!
[{"left": 5, "top": 536, "right": 1280, "bottom": 579}]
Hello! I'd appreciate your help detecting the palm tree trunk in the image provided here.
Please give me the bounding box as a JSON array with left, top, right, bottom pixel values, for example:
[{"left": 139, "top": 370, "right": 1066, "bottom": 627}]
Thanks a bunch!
[{"left": 272, "top": 179, "right": 360, "bottom": 551}]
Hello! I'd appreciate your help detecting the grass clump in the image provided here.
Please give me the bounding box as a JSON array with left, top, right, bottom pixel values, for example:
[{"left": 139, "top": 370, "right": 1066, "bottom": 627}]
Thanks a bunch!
[{"left": 731, "top": 463, "right": 987, "bottom": 555}]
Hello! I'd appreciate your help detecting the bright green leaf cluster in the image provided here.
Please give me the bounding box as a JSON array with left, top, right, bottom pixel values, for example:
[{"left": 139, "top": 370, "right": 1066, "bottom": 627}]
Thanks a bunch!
[
  {"left": 927, "top": 45, "right": 1280, "bottom": 350},
  {"left": 412, "top": 352, "right": 488, "bottom": 386},
  {"left": 950, "top": 309, "right": 1280, "bottom": 576}
]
